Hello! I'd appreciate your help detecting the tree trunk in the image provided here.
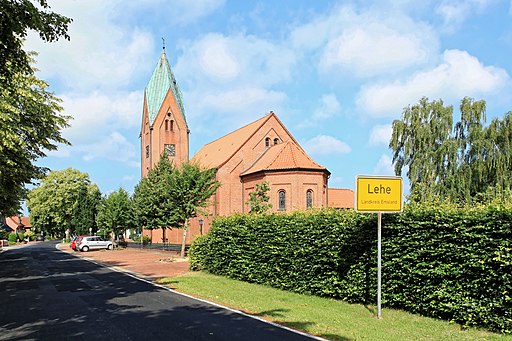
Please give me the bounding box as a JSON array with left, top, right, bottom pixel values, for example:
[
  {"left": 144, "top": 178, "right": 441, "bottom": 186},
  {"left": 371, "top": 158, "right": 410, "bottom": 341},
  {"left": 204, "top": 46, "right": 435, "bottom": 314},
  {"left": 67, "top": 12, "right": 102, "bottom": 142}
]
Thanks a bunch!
[{"left": 180, "top": 223, "right": 188, "bottom": 258}]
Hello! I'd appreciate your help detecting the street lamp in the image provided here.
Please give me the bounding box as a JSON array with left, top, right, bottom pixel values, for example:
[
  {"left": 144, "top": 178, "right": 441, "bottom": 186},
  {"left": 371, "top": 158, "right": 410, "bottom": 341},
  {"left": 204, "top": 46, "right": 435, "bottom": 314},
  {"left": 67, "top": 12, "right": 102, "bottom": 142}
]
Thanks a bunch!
[{"left": 199, "top": 219, "right": 204, "bottom": 236}]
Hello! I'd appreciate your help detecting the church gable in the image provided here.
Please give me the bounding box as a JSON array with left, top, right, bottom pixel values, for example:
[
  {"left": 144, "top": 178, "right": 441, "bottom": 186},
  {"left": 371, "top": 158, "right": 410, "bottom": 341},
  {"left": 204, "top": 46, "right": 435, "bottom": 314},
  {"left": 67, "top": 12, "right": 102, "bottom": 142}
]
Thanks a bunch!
[{"left": 192, "top": 112, "right": 299, "bottom": 170}]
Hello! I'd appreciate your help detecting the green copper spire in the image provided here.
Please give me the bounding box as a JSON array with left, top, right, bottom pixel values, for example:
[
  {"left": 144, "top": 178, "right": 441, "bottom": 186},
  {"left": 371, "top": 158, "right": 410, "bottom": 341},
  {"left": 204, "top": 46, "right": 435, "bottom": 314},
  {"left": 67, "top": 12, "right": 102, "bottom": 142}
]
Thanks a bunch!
[{"left": 145, "top": 50, "right": 187, "bottom": 126}]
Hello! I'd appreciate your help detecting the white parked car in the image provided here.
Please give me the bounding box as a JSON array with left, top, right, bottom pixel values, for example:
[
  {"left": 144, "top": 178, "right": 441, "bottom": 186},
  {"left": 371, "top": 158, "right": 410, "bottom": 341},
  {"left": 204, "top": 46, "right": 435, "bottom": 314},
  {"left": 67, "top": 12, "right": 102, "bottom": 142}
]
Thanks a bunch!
[{"left": 76, "top": 236, "right": 113, "bottom": 252}]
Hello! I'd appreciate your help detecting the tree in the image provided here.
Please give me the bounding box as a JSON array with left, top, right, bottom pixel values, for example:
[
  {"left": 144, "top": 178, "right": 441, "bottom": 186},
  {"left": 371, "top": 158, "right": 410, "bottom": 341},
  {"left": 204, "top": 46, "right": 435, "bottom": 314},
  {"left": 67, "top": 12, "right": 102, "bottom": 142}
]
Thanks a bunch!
[
  {"left": 0, "top": 55, "right": 71, "bottom": 216},
  {"left": 246, "top": 181, "right": 272, "bottom": 213},
  {"left": 96, "top": 188, "right": 135, "bottom": 241},
  {"left": 133, "top": 154, "right": 220, "bottom": 257},
  {"left": 390, "top": 97, "right": 512, "bottom": 204},
  {"left": 0, "top": 0, "right": 71, "bottom": 85},
  {"left": 72, "top": 184, "right": 101, "bottom": 235},
  {"left": 132, "top": 153, "right": 176, "bottom": 242},
  {"left": 167, "top": 162, "right": 220, "bottom": 257},
  {"left": 27, "top": 168, "right": 92, "bottom": 237},
  {"left": 0, "top": 0, "right": 71, "bottom": 217}
]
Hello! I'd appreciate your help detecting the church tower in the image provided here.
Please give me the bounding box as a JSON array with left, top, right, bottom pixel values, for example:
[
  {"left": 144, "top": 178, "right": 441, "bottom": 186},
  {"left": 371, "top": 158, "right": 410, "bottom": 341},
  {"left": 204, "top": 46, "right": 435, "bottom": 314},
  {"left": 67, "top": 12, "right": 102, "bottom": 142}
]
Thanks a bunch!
[{"left": 140, "top": 48, "right": 189, "bottom": 177}]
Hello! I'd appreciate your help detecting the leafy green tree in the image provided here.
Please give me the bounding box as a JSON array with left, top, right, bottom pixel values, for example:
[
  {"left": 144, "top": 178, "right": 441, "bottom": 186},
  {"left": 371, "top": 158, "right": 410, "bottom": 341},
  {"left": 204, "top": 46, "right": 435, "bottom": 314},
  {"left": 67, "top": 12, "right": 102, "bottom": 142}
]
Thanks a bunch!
[
  {"left": 246, "top": 181, "right": 272, "bottom": 213},
  {"left": 390, "top": 97, "right": 512, "bottom": 204},
  {"left": 96, "top": 188, "right": 135, "bottom": 241},
  {"left": 0, "top": 55, "right": 71, "bottom": 217},
  {"left": 0, "top": 0, "right": 71, "bottom": 85},
  {"left": 133, "top": 154, "right": 220, "bottom": 257},
  {"left": 166, "top": 162, "right": 220, "bottom": 257},
  {"left": 132, "top": 153, "right": 176, "bottom": 242},
  {"left": 0, "top": 0, "right": 72, "bottom": 216},
  {"left": 27, "top": 168, "right": 92, "bottom": 237},
  {"left": 72, "top": 184, "right": 101, "bottom": 235}
]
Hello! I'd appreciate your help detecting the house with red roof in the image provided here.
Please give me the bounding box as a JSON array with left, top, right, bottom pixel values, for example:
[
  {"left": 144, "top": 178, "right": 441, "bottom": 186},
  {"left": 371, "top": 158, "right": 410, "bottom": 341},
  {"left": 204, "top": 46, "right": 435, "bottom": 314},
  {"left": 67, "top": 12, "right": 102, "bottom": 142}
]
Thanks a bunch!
[
  {"left": 2, "top": 215, "right": 31, "bottom": 233},
  {"left": 140, "top": 50, "right": 353, "bottom": 244}
]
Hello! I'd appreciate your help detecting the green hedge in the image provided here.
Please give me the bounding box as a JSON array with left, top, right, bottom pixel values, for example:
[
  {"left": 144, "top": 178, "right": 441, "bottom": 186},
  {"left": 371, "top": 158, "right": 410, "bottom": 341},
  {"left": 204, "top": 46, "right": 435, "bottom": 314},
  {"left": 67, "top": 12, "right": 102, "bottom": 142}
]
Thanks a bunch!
[
  {"left": 190, "top": 205, "right": 512, "bottom": 333},
  {"left": 383, "top": 204, "right": 511, "bottom": 333}
]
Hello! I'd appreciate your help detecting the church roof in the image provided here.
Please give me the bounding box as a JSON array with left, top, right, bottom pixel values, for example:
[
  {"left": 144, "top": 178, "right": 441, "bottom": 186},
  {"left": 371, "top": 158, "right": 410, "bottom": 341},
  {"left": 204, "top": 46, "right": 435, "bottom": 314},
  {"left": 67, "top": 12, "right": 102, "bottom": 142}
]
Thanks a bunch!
[
  {"left": 241, "top": 141, "right": 328, "bottom": 176},
  {"left": 191, "top": 114, "right": 273, "bottom": 168},
  {"left": 145, "top": 50, "right": 187, "bottom": 126},
  {"left": 327, "top": 188, "right": 354, "bottom": 209}
]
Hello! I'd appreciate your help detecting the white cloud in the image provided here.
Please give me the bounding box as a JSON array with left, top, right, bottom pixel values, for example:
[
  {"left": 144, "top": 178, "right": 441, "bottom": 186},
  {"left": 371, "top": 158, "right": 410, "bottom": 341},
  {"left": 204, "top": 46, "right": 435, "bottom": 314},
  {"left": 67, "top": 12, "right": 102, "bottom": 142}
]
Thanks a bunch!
[
  {"left": 314, "top": 93, "right": 341, "bottom": 120},
  {"left": 320, "top": 23, "right": 436, "bottom": 77},
  {"left": 291, "top": 5, "right": 438, "bottom": 77},
  {"left": 60, "top": 91, "right": 142, "bottom": 144},
  {"left": 357, "top": 49, "right": 510, "bottom": 117},
  {"left": 199, "top": 88, "right": 287, "bottom": 113},
  {"left": 303, "top": 135, "right": 351, "bottom": 156},
  {"left": 176, "top": 33, "right": 297, "bottom": 87},
  {"left": 436, "top": 0, "right": 495, "bottom": 32},
  {"left": 298, "top": 93, "right": 341, "bottom": 128},
  {"left": 373, "top": 154, "right": 395, "bottom": 175},
  {"left": 136, "top": 0, "right": 226, "bottom": 25},
  {"left": 81, "top": 132, "right": 137, "bottom": 164},
  {"left": 368, "top": 124, "right": 392, "bottom": 147},
  {"left": 25, "top": 1, "right": 154, "bottom": 92}
]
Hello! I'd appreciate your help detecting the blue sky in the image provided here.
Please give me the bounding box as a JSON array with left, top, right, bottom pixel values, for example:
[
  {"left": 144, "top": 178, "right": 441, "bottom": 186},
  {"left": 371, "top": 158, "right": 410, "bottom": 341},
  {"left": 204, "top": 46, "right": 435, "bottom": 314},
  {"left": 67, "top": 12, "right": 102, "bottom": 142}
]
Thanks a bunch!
[{"left": 25, "top": 0, "right": 512, "bottom": 197}]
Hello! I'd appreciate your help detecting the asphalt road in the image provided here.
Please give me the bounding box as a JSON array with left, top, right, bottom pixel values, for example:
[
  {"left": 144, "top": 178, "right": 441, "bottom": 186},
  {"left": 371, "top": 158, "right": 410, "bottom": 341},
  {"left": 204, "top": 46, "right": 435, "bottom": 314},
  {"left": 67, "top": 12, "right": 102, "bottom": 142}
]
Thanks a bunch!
[{"left": 0, "top": 242, "right": 319, "bottom": 341}]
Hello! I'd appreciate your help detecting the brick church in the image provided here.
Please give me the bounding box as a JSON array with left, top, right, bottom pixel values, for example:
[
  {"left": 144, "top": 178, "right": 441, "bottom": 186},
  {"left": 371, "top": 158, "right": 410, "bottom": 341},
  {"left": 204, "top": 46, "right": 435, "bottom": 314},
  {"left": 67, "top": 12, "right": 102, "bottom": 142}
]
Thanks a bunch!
[{"left": 140, "top": 50, "right": 353, "bottom": 244}]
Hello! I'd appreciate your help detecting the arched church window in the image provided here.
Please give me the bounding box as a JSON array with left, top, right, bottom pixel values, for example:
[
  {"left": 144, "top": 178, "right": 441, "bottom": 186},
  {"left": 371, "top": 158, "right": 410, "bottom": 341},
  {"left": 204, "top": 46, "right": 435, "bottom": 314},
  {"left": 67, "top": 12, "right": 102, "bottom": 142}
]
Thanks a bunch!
[
  {"left": 170, "top": 120, "right": 174, "bottom": 131},
  {"left": 306, "top": 190, "right": 313, "bottom": 209},
  {"left": 265, "top": 137, "right": 270, "bottom": 147},
  {"left": 274, "top": 138, "right": 279, "bottom": 145},
  {"left": 165, "top": 120, "right": 168, "bottom": 131},
  {"left": 278, "top": 190, "right": 286, "bottom": 211}
]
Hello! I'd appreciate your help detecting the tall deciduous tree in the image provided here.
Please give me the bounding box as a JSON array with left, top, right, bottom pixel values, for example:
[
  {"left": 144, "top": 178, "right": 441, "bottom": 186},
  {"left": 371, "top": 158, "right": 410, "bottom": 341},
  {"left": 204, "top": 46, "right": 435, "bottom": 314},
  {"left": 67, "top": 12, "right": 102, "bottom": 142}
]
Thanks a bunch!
[
  {"left": 133, "top": 154, "right": 220, "bottom": 257},
  {"left": 27, "top": 168, "right": 92, "bottom": 237},
  {"left": 390, "top": 97, "right": 512, "bottom": 204},
  {"left": 0, "top": 55, "right": 71, "bottom": 216},
  {"left": 132, "top": 153, "right": 176, "bottom": 242},
  {"left": 0, "top": 0, "right": 72, "bottom": 216},
  {"left": 96, "top": 188, "right": 135, "bottom": 241},
  {"left": 167, "top": 162, "right": 220, "bottom": 257},
  {"left": 0, "top": 0, "right": 71, "bottom": 85},
  {"left": 72, "top": 184, "right": 101, "bottom": 235}
]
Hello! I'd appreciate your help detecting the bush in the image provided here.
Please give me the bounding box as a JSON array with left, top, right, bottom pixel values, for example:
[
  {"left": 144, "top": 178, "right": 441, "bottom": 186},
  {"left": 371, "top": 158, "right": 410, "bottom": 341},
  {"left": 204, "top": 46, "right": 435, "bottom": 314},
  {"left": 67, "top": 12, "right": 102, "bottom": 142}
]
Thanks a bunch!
[
  {"left": 8, "top": 232, "right": 18, "bottom": 244},
  {"left": 190, "top": 206, "right": 512, "bottom": 334},
  {"left": 24, "top": 230, "right": 34, "bottom": 241}
]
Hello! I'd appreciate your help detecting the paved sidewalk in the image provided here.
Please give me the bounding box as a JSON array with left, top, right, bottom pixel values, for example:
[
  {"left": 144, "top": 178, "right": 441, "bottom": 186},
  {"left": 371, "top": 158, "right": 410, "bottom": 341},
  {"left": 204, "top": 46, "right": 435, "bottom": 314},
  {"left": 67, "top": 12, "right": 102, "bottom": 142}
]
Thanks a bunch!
[{"left": 59, "top": 244, "right": 190, "bottom": 280}]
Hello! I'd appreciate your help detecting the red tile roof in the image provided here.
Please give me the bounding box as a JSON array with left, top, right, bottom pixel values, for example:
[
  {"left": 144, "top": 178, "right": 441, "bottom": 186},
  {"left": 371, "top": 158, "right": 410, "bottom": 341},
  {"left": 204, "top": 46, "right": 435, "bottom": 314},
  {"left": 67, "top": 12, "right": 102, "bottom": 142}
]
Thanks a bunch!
[
  {"left": 192, "top": 115, "right": 271, "bottom": 168},
  {"left": 5, "top": 216, "right": 31, "bottom": 230},
  {"left": 192, "top": 112, "right": 303, "bottom": 169},
  {"left": 241, "top": 141, "right": 328, "bottom": 175},
  {"left": 328, "top": 188, "right": 354, "bottom": 209}
]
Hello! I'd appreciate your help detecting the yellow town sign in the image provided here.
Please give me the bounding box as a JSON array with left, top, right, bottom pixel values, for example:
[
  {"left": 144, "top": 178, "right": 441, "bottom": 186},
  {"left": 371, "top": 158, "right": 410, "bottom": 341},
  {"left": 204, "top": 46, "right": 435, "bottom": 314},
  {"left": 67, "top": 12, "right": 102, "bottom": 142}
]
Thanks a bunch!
[{"left": 355, "top": 175, "right": 403, "bottom": 213}]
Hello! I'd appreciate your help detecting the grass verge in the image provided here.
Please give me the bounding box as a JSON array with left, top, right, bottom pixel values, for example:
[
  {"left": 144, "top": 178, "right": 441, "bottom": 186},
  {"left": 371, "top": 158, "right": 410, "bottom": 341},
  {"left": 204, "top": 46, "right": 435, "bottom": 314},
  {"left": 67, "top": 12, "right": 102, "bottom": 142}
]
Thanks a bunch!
[{"left": 156, "top": 272, "right": 511, "bottom": 341}]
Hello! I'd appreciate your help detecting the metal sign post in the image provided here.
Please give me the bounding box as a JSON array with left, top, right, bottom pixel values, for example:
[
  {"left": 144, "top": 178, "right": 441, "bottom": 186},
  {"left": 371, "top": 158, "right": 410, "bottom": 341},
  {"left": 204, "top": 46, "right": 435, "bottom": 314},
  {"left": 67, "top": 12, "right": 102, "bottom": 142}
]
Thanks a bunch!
[
  {"left": 377, "top": 212, "right": 382, "bottom": 319},
  {"left": 355, "top": 175, "right": 403, "bottom": 319}
]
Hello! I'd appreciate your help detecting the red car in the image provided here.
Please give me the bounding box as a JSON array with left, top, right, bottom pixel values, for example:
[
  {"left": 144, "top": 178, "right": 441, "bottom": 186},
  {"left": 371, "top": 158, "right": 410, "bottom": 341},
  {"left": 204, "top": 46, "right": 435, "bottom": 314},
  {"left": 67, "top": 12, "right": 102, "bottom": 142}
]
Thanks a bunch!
[{"left": 70, "top": 236, "right": 84, "bottom": 251}]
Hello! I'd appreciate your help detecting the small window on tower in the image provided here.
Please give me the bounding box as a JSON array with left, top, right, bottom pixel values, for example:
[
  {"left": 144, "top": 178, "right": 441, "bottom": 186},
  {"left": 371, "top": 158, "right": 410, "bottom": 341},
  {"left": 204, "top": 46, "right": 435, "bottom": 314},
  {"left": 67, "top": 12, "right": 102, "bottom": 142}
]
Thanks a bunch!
[
  {"left": 165, "top": 120, "right": 169, "bottom": 131},
  {"left": 145, "top": 145, "right": 149, "bottom": 158},
  {"left": 274, "top": 138, "right": 279, "bottom": 145},
  {"left": 164, "top": 144, "right": 176, "bottom": 157},
  {"left": 170, "top": 120, "right": 174, "bottom": 131},
  {"left": 265, "top": 137, "right": 270, "bottom": 147}
]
